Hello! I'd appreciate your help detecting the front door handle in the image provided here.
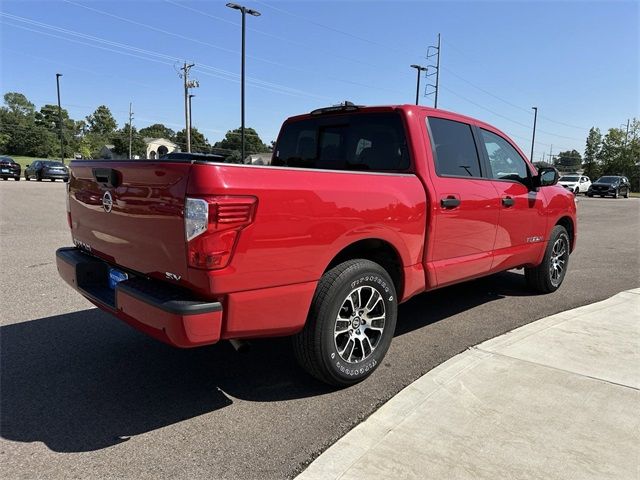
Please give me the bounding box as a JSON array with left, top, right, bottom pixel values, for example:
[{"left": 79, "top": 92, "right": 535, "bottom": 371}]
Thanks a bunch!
[
  {"left": 441, "top": 197, "right": 461, "bottom": 209},
  {"left": 502, "top": 196, "right": 515, "bottom": 207}
]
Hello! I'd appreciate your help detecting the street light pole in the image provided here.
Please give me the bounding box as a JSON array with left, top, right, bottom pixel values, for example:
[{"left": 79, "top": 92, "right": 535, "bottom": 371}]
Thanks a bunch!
[
  {"left": 56, "top": 73, "right": 64, "bottom": 164},
  {"left": 530, "top": 106, "right": 538, "bottom": 163},
  {"left": 410, "top": 64, "right": 427, "bottom": 105},
  {"left": 226, "top": 3, "right": 260, "bottom": 163}
]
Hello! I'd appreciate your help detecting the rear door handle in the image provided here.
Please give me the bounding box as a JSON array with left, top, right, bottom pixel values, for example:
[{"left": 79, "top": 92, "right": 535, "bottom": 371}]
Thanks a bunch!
[
  {"left": 441, "top": 197, "right": 461, "bottom": 209},
  {"left": 502, "top": 196, "right": 515, "bottom": 207}
]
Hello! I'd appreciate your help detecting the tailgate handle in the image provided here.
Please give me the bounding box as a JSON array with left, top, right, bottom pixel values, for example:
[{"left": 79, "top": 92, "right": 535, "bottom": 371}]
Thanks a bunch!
[{"left": 92, "top": 168, "right": 120, "bottom": 188}]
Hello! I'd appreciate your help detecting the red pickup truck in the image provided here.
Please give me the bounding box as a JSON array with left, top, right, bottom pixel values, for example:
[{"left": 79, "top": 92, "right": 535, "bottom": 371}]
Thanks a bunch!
[{"left": 57, "top": 104, "right": 576, "bottom": 386}]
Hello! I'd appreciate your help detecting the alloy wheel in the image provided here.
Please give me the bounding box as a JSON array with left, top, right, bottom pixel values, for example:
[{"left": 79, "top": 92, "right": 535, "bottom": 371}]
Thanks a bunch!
[
  {"left": 549, "top": 236, "right": 568, "bottom": 287},
  {"left": 334, "top": 285, "right": 386, "bottom": 364}
]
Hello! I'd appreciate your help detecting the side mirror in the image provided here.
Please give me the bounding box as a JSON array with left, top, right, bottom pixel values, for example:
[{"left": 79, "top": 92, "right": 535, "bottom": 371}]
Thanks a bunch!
[
  {"left": 533, "top": 167, "right": 559, "bottom": 188},
  {"left": 26, "top": 164, "right": 30, "bottom": 168}
]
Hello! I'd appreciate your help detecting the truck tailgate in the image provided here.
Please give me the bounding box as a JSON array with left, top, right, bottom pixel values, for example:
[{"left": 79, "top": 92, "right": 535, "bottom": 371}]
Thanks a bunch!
[{"left": 68, "top": 161, "right": 191, "bottom": 281}]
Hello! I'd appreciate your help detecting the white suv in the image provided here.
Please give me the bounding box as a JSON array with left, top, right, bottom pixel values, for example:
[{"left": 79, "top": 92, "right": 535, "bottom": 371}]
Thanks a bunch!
[{"left": 559, "top": 175, "right": 591, "bottom": 195}]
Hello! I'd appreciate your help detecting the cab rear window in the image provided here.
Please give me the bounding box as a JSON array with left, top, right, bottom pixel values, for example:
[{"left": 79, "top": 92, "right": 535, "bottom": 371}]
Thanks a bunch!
[{"left": 273, "top": 112, "right": 411, "bottom": 172}]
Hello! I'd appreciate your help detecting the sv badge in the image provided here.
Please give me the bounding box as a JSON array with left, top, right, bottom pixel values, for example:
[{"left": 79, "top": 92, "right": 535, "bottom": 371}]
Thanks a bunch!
[{"left": 165, "top": 272, "right": 181, "bottom": 281}]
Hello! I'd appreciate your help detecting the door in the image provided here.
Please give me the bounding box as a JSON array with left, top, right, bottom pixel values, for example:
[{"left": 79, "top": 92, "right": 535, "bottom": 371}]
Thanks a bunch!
[
  {"left": 425, "top": 116, "right": 500, "bottom": 287},
  {"left": 476, "top": 128, "right": 547, "bottom": 270}
]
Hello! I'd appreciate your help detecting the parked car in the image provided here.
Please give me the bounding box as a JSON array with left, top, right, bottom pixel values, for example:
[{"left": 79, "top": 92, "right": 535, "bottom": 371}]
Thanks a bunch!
[
  {"left": 587, "top": 176, "right": 631, "bottom": 198},
  {"left": 558, "top": 174, "right": 590, "bottom": 194},
  {"left": 57, "top": 104, "right": 577, "bottom": 386},
  {"left": 0, "top": 155, "right": 21, "bottom": 181},
  {"left": 24, "top": 160, "right": 69, "bottom": 182}
]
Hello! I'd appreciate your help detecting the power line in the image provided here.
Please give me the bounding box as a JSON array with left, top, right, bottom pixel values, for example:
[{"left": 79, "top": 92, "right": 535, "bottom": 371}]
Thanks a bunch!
[
  {"left": 253, "top": 0, "right": 410, "bottom": 55},
  {"left": 0, "top": 13, "right": 330, "bottom": 100},
  {"left": 442, "top": 38, "right": 589, "bottom": 131},
  {"left": 63, "top": 0, "right": 404, "bottom": 96}
]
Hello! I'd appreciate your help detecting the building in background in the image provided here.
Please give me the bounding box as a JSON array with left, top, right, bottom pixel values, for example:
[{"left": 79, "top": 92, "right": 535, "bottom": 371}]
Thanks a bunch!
[{"left": 98, "top": 137, "right": 178, "bottom": 160}]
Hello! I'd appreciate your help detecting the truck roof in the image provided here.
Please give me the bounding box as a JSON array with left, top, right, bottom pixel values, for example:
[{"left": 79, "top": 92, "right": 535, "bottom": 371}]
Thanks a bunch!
[
  {"left": 284, "top": 104, "right": 516, "bottom": 153},
  {"left": 287, "top": 104, "right": 505, "bottom": 134}
]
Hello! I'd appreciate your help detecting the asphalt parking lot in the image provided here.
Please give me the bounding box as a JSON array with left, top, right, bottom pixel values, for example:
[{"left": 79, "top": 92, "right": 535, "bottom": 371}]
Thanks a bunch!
[{"left": 1, "top": 181, "right": 639, "bottom": 479}]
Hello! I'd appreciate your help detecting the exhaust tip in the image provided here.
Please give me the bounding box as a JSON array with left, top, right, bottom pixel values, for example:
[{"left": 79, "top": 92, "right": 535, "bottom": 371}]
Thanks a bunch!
[{"left": 229, "top": 338, "right": 250, "bottom": 353}]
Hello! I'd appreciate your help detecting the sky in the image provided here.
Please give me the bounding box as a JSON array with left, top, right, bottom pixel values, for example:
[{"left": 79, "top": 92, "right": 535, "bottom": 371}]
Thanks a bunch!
[{"left": 1, "top": 0, "right": 638, "bottom": 159}]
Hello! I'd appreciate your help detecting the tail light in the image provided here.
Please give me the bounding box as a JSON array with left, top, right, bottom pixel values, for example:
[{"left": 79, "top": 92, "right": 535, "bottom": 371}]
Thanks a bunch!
[{"left": 185, "top": 195, "right": 257, "bottom": 270}]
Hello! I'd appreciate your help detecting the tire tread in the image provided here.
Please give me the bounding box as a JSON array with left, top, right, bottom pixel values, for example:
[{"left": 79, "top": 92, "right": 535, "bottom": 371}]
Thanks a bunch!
[{"left": 293, "top": 259, "right": 389, "bottom": 386}]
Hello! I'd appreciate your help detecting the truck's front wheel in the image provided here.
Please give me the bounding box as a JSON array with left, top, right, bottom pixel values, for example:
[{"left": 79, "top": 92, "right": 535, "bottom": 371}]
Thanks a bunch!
[
  {"left": 525, "top": 225, "right": 570, "bottom": 293},
  {"left": 293, "top": 259, "right": 397, "bottom": 386}
]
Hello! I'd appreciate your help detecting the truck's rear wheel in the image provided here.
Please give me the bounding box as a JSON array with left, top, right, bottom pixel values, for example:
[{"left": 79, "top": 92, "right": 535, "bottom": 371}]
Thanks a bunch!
[
  {"left": 525, "top": 225, "right": 570, "bottom": 293},
  {"left": 293, "top": 259, "right": 397, "bottom": 386}
]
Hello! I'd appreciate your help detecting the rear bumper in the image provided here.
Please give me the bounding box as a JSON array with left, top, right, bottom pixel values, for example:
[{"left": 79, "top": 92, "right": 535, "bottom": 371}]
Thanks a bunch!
[{"left": 56, "top": 247, "right": 223, "bottom": 347}]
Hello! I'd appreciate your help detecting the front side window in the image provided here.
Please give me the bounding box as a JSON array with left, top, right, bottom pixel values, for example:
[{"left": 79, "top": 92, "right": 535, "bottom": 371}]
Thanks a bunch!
[
  {"left": 480, "top": 129, "right": 529, "bottom": 183},
  {"left": 427, "top": 117, "right": 482, "bottom": 178},
  {"left": 273, "top": 112, "right": 411, "bottom": 172}
]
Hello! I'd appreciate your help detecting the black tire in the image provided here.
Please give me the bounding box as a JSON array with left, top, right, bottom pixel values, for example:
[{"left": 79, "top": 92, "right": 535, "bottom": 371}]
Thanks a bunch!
[
  {"left": 587, "top": 193, "right": 593, "bottom": 197},
  {"left": 623, "top": 189, "right": 629, "bottom": 198},
  {"left": 574, "top": 187, "right": 579, "bottom": 195},
  {"left": 36, "top": 172, "right": 42, "bottom": 182},
  {"left": 50, "top": 178, "right": 55, "bottom": 182},
  {"left": 293, "top": 259, "right": 397, "bottom": 386},
  {"left": 14, "top": 176, "right": 20, "bottom": 181},
  {"left": 613, "top": 189, "right": 619, "bottom": 199},
  {"left": 525, "top": 225, "right": 570, "bottom": 294},
  {"left": 1, "top": 177, "right": 7, "bottom": 181},
  {"left": 25, "top": 173, "right": 30, "bottom": 181},
  {"left": 63, "top": 178, "right": 69, "bottom": 183}
]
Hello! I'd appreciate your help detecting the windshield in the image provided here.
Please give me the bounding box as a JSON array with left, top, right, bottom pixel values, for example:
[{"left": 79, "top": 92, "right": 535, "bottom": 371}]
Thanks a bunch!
[
  {"left": 43, "top": 161, "right": 65, "bottom": 167},
  {"left": 595, "top": 176, "right": 618, "bottom": 184},
  {"left": 560, "top": 176, "right": 579, "bottom": 182}
]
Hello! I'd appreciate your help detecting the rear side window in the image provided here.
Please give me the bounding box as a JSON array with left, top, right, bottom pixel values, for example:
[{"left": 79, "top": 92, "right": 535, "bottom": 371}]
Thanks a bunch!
[
  {"left": 428, "top": 117, "right": 482, "bottom": 177},
  {"left": 273, "top": 113, "right": 411, "bottom": 172}
]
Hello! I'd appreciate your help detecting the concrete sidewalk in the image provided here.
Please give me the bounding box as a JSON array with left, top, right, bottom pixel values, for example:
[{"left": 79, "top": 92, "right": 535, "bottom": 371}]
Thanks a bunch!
[{"left": 298, "top": 289, "right": 640, "bottom": 480}]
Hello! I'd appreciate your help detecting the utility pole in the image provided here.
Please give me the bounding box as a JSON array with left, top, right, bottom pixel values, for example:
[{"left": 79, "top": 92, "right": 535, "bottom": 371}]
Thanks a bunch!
[
  {"left": 426, "top": 33, "right": 441, "bottom": 108},
  {"left": 530, "top": 106, "right": 538, "bottom": 162},
  {"left": 189, "top": 94, "right": 195, "bottom": 146},
  {"left": 410, "top": 65, "right": 427, "bottom": 105},
  {"left": 549, "top": 144, "right": 553, "bottom": 165},
  {"left": 179, "top": 62, "right": 198, "bottom": 152},
  {"left": 128, "top": 102, "right": 133, "bottom": 159},
  {"left": 56, "top": 73, "right": 64, "bottom": 164},
  {"left": 624, "top": 119, "right": 630, "bottom": 147}
]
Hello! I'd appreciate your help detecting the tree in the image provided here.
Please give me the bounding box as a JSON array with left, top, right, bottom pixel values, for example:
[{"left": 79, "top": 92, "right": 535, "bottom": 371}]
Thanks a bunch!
[
  {"left": 139, "top": 123, "right": 175, "bottom": 141},
  {"left": 35, "top": 104, "right": 78, "bottom": 158},
  {"left": 85, "top": 105, "right": 117, "bottom": 136},
  {"left": 3, "top": 92, "right": 35, "bottom": 118},
  {"left": 582, "top": 127, "right": 602, "bottom": 180},
  {"left": 112, "top": 123, "right": 147, "bottom": 157},
  {"left": 213, "top": 127, "right": 270, "bottom": 159},
  {"left": 111, "top": 123, "right": 146, "bottom": 157},
  {"left": 175, "top": 127, "right": 210, "bottom": 153},
  {"left": 1, "top": 92, "right": 36, "bottom": 155},
  {"left": 554, "top": 149, "right": 582, "bottom": 172},
  {"left": 22, "top": 126, "right": 58, "bottom": 157}
]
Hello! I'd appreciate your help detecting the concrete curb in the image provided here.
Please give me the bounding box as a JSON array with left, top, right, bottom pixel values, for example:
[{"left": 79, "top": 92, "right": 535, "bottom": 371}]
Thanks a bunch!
[{"left": 297, "top": 288, "right": 640, "bottom": 480}]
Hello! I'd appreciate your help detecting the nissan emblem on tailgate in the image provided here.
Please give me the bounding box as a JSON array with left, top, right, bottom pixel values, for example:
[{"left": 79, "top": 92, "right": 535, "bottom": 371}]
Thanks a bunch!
[{"left": 102, "top": 191, "right": 113, "bottom": 213}]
